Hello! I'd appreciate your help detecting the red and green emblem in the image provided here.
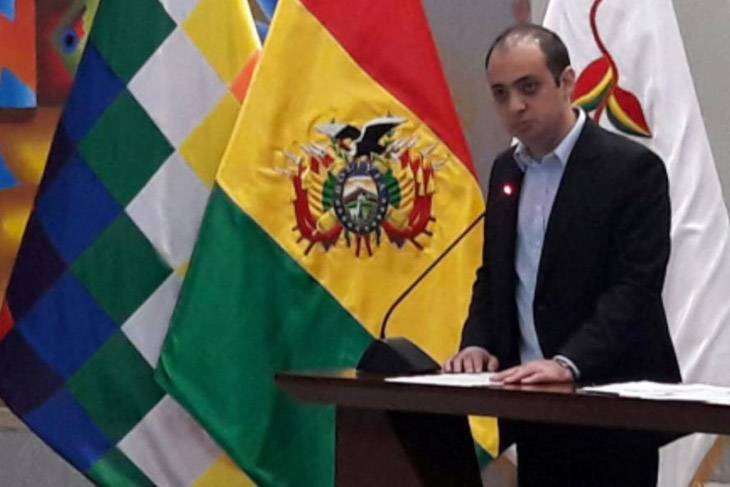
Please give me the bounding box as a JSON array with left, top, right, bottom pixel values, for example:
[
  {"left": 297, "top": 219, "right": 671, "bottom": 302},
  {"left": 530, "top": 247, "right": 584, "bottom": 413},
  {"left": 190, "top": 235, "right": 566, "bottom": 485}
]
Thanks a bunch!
[
  {"left": 572, "top": 0, "right": 652, "bottom": 138},
  {"left": 281, "top": 116, "right": 442, "bottom": 257}
]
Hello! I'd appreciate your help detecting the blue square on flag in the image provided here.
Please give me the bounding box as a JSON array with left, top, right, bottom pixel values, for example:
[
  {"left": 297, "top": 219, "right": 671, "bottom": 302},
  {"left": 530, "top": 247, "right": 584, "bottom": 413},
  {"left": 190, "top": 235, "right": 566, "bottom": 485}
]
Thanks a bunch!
[
  {"left": 5, "top": 216, "right": 67, "bottom": 321},
  {"left": 37, "top": 122, "right": 76, "bottom": 197},
  {"left": 62, "top": 43, "right": 125, "bottom": 143},
  {"left": 25, "top": 389, "right": 113, "bottom": 471},
  {"left": 16, "top": 272, "right": 118, "bottom": 379},
  {"left": 0, "top": 330, "right": 65, "bottom": 416},
  {"left": 36, "top": 154, "right": 122, "bottom": 264}
]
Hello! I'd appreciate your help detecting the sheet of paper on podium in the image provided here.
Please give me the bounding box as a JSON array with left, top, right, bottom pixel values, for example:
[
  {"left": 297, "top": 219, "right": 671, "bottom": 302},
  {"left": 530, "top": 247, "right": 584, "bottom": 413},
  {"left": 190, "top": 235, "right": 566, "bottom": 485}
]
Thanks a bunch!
[
  {"left": 386, "top": 372, "right": 498, "bottom": 387},
  {"left": 581, "top": 382, "right": 730, "bottom": 406}
]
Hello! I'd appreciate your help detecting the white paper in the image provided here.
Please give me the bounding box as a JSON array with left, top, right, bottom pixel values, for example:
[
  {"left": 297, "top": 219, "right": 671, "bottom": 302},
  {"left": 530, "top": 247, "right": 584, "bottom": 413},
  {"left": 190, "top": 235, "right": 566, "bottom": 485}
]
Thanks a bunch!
[
  {"left": 385, "top": 372, "right": 498, "bottom": 387},
  {"left": 581, "top": 381, "right": 730, "bottom": 406}
]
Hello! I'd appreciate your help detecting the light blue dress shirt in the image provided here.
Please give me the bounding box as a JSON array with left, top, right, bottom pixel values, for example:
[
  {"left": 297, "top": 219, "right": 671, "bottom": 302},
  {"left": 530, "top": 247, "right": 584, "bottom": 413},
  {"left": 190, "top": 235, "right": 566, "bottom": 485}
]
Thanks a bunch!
[{"left": 513, "top": 109, "right": 586, "bottom": 371}]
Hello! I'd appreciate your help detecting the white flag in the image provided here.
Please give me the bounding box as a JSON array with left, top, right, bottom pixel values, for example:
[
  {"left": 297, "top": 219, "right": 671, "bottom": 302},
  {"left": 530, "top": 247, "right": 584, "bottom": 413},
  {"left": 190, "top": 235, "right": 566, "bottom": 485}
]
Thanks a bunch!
[{"left": 544, "top": 1, "right": 730, "bottom": 486}]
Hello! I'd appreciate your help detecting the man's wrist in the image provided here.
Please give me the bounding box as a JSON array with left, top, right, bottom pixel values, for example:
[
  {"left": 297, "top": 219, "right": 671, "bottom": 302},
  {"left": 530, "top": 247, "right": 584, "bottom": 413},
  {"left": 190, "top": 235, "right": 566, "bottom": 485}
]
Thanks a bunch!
[{"left": 553, "top": 355, "right": 580, "bottom": 380}]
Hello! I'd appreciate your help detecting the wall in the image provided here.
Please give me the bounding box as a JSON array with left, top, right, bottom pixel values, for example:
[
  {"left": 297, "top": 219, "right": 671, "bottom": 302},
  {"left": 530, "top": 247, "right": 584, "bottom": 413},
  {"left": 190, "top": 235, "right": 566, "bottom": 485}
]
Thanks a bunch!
[{"left": 424, "top": 0, "right": 514, "bottom": 192}]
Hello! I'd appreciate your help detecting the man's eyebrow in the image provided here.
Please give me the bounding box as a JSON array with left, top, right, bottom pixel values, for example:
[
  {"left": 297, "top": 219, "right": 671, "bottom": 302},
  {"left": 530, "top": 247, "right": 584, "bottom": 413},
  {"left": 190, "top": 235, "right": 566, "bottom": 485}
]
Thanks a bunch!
[
  {"left": 490, "top": 75, "right": 539, "bottom": 90},
  {"left": 513, "top": 75, "right": 538, "bottom": 84}
]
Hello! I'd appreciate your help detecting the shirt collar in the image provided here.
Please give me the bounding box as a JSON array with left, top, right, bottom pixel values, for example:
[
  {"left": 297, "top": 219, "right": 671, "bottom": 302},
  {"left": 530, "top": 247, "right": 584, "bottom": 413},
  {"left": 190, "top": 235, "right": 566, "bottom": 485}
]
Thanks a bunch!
[{"left": 514, "top": 108, "right": 586, "bottom": 171}]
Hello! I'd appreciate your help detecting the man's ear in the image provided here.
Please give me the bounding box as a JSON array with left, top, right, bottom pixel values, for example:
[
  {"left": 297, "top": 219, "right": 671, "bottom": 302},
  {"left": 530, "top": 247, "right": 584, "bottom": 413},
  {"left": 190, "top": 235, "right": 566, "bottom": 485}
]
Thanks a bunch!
[{"left": 560, "top": 66, "right": 577, "bottom": 99}]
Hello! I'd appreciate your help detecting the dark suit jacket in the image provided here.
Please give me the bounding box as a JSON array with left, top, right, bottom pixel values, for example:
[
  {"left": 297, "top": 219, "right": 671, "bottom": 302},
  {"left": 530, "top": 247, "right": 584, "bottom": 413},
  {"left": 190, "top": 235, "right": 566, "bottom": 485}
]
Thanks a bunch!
[{"left": 461, "top": 120, "right": 681, "bottom": 385}]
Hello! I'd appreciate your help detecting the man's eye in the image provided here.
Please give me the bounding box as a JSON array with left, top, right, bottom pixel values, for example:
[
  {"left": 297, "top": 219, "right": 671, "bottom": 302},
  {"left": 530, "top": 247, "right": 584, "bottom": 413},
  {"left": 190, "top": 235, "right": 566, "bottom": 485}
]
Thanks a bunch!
[
  {"left": 492, "top": 88, "right": 507, "bottom": 101},
  {"left": 521, "top": 81, "right": 538, "bottom": 94}
]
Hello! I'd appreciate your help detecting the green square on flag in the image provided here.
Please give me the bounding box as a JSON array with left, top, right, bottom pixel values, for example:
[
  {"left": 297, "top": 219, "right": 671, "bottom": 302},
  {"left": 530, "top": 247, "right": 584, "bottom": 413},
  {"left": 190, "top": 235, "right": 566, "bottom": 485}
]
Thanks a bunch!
[
  {"left": 86, "top": 448, "right": 153, "bottom": 487},
  {"left": 71, "top": 214, "right": 172, "bottom": 325},
  {"left": 79, "top": 90, "right": 173, "bottom": 206},
  {"left": 79, "top": 91, "right": 173, "bottom": 206},
  {"left": 90, "top": 0, "right": 175, "bottom": 82},
  {"left": 68, "top": 332, "right": 164, "bottom": 442}
]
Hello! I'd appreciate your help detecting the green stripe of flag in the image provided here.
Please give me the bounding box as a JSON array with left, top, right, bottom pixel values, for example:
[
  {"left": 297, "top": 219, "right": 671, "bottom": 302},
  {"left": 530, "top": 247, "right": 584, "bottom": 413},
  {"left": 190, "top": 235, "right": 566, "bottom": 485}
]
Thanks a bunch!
[{"left": 156, "top": 185, "right": 373, "bottom": 486}]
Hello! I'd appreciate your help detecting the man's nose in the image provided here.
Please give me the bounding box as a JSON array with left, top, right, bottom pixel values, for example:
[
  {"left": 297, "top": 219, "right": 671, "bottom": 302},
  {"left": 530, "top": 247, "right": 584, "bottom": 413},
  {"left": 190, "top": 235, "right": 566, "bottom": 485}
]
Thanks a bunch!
[{"left": 508, "top": 93, "right": 526, "bottom": 113}]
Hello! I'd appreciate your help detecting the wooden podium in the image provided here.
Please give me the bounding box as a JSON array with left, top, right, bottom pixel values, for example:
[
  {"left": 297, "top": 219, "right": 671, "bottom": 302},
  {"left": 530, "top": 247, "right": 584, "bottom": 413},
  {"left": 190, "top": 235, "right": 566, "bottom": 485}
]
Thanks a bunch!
[{"left": 276, "top": 369, "right": 730, "bottom": 486}]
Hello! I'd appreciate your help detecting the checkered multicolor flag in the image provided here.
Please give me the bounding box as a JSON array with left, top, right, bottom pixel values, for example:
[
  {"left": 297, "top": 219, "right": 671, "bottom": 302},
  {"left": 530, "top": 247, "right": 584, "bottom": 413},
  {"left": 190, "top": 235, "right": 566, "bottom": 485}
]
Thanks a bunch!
[{"left": 0, "top": 0, "right": 260, "bottom": 485}]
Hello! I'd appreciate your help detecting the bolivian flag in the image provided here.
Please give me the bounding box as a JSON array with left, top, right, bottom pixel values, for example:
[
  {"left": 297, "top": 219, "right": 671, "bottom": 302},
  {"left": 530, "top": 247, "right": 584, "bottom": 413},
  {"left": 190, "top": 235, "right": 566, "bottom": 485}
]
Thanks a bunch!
[{"left": 156, "top": 0, "right": 486, "bottom": 485}]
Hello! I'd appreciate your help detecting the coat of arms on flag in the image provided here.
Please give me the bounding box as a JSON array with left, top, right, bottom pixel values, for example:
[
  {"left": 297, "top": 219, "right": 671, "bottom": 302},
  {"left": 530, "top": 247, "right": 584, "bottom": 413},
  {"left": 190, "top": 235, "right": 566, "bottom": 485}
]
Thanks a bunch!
[{"left": 281, "top": 115, "right": 444, "bottom": 256}]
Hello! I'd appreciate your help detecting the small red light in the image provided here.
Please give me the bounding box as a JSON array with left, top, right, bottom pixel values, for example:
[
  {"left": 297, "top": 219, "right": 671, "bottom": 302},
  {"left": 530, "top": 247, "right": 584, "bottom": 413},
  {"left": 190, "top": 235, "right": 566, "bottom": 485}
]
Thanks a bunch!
[{"left": 503, "top": 184, "right": 514, "bottom": 196}]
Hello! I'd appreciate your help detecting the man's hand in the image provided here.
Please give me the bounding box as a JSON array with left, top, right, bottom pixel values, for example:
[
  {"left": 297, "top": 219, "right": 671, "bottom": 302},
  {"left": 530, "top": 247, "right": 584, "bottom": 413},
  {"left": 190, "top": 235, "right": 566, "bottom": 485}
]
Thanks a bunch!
[
  {"left": 442, "top": 346, "right": 499, "bottom": 373},
  {"left": 493, "top": 359, "right": 574, "bottom": 384}
]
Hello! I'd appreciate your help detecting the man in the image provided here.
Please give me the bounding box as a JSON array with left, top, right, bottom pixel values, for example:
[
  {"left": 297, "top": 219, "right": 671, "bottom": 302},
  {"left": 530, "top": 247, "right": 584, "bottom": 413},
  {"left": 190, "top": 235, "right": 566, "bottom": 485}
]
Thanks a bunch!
[{"left": 444, "top": 25, "right": 681, "bottom": 486}]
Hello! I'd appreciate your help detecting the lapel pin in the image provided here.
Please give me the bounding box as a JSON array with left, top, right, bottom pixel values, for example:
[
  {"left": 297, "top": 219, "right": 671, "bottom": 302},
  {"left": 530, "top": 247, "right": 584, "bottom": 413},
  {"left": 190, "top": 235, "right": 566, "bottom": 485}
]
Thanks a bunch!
[{"left": 503, "top": 184, "right": 514, "bottom": 196}]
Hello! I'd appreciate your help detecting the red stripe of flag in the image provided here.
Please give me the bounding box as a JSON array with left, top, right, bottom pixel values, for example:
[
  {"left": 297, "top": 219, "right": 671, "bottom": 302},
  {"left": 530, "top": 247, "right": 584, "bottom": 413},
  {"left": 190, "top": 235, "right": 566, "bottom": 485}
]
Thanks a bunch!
[{"left": 300, "top": 0, "right": 476, "bottom": 178}]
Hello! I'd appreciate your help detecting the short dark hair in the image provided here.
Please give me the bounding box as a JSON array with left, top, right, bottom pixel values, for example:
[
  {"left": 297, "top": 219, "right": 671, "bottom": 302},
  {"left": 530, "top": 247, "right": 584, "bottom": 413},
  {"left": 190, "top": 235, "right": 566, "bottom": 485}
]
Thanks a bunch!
[{"left": 485, "top": 24, "right": 571, "bottom": 85}]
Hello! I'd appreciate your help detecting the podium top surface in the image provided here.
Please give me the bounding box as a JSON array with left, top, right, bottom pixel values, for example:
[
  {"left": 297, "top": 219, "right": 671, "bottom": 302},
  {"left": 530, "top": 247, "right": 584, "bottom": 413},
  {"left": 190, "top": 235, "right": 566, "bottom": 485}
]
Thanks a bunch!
[{"left": 276, "top": 369, "right": 730, "bottom": 436}]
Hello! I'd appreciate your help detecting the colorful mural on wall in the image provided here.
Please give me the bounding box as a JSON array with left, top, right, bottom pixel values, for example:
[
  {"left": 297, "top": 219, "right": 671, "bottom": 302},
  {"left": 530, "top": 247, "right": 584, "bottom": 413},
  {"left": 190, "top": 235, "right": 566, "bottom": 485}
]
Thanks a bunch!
[
  {"left": 0, "top": 0, "right": 99, "bottom": 301},
  {"left": 251, "top": 0, "right": 276, "bottom": 40},
  {"left": 0, "top": 0, "right": 36, "bottom": 108}
]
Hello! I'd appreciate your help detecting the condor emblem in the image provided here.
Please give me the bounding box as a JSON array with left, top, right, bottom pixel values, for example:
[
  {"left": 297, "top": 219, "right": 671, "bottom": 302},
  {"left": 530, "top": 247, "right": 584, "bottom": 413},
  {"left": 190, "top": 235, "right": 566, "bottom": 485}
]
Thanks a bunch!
[
  {"left": 278, "top": 116, "right": 445, "bottom": 257},
  {"left": 572, "top": 0, "right": 652, "bottom": 138}
]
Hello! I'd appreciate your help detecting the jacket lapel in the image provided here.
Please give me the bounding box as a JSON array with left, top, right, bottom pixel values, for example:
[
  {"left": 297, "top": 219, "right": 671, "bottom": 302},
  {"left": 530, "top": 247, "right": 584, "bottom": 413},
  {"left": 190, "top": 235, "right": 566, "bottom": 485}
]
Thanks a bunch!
[
  {"left": 493, "top": 153, "right": 525, "bottom": 294},
  {"left": 535, "top": 121, "right": 603, "bottom": 297},
  {"left": 503, "top": 156, "right": 525, "bottom": 259}
]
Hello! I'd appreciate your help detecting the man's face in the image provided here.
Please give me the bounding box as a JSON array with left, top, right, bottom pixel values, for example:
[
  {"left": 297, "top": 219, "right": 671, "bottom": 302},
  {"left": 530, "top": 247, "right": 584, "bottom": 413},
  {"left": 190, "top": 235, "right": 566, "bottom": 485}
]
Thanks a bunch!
[{"left": 486, "top": 38, "right": 575, "bottom": 153}]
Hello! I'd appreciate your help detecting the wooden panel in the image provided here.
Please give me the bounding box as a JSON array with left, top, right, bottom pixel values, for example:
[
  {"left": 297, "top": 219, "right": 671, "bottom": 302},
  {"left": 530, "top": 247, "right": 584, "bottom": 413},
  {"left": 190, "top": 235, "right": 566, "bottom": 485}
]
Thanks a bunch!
[
  {"left": 276, "top": 370, "right": 730, "bottom": 436},
  {"left": 336, "top": 407, "right": 481, "bottom": 487}
]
